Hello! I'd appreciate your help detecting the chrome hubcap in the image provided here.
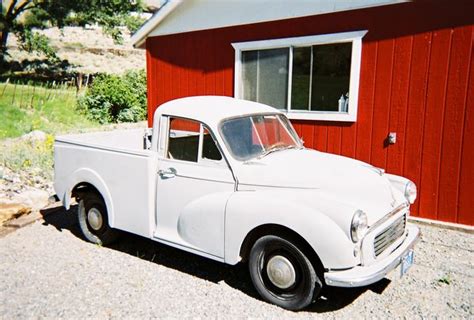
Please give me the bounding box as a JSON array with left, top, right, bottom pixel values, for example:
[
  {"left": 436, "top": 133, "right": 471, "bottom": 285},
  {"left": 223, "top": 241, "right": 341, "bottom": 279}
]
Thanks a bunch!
[
  {"left": 266, "top": 255, "right": 296, "bottom": 289},
  {"left": 87, "top": 208, "right": 103, "bottom": 231}
]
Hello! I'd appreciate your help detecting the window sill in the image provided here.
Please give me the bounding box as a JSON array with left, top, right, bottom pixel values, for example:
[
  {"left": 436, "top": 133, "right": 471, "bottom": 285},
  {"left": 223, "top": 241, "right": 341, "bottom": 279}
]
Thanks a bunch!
[{"left": 284, "top": 111, "right": 357, "bottom": 122}]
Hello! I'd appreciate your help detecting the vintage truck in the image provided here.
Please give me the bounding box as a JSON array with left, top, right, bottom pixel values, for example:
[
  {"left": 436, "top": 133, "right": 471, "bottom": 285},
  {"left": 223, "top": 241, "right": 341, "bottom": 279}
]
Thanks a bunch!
[{"left": 54, "top": 96, "right": 420, "bottom": 310}]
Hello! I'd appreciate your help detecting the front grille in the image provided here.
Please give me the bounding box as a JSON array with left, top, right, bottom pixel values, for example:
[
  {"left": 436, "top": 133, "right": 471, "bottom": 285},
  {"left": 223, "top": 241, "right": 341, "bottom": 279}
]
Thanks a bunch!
[{"left": 374, "top": 214, "right": 406, "bottom": 257}]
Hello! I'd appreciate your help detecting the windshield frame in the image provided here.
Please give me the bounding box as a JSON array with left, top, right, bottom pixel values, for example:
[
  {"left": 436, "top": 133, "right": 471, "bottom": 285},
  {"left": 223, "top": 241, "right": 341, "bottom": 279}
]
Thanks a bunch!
[{"left": 218, "top": 112, "right": 303, "bottom": 162}]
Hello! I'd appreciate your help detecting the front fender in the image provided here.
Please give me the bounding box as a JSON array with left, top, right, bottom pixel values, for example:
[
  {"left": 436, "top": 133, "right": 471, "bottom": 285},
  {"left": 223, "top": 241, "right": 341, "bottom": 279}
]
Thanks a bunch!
[
  {"left": 224, "top": 190, "right": 358, "bottom": 269},
  {"left": 62, "top": 168, "right": 115, "bottom": 227},
  {"left": 385, "top": 173, "right": 412, "bottom": 204}
]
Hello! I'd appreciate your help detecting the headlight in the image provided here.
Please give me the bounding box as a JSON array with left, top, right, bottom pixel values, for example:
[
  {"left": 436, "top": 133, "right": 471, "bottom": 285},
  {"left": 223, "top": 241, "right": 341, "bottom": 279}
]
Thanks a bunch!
[
  {"left": 351, "top": 210, "right": 368, "bottom": 243},
  {"left": 404, "top": 181, "right": 417, "bottom": 204}
]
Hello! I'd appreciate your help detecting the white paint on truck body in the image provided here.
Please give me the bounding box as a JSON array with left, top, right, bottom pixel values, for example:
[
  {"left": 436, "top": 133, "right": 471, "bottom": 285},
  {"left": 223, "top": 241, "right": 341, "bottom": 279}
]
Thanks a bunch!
[{"left": 54, "top": 96, "right": 419, "bottom": 287}]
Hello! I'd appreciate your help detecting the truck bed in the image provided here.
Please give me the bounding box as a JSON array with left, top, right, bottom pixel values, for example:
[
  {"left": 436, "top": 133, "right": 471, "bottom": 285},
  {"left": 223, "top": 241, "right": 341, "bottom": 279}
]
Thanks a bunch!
[
  {"left": 55, "top": 128, "right": 148, "bottom": 155},
  {"left": 54, "top": 128, "right": 158, "bottom": 238}
]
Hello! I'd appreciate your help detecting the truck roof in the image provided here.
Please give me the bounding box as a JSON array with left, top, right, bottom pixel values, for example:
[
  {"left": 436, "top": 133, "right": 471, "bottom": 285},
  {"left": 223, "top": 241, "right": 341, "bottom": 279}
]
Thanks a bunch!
[{"left": 154, "top": 96, "right": 281, "bottom": 127}]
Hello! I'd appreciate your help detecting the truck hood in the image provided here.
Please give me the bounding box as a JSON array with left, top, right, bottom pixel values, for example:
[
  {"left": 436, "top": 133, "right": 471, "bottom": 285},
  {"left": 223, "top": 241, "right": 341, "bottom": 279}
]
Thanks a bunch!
[{"left": 235, "top": 148, "right": 404, "bottom": 224}]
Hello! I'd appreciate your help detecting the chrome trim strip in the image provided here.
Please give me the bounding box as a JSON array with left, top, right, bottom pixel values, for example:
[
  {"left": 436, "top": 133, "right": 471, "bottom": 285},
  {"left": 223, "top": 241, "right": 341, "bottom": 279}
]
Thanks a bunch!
[
  {"left": 324, "top": 225, "right": 420, "bottom": 288},
  {"left": 367, "top": 202, "right": 408, "bottom": 234},
  {"left": 374, "top": 215, "right": 406, "bottom": 256}
]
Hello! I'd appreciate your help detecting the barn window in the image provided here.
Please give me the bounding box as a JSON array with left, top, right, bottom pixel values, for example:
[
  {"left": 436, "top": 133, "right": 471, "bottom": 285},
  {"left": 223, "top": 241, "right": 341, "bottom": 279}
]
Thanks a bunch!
[{"left": 232, "top": 31, "right": 367, "bottom": 122}]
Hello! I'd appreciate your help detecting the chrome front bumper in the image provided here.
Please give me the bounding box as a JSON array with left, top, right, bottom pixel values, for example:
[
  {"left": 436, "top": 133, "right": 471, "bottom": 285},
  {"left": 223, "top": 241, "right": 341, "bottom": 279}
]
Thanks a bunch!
[{"left": 324, "top": 224, "right": 420, "bottom": 287}]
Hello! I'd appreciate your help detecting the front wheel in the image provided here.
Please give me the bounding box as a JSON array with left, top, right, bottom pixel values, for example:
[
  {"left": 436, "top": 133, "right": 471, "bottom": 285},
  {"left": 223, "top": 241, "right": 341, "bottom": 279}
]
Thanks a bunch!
[
  {"left": 77, "top": 192, "right": 119, "bottom": 245},
  {"left": 248, "top": 235, "right": 322, "bottom": 310}
]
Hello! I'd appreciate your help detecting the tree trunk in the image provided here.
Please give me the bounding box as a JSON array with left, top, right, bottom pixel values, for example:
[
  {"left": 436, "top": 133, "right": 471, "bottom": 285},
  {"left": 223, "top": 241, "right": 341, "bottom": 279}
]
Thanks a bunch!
[{"left": 1, "top": 27, "right": 10, "bottom": 61}]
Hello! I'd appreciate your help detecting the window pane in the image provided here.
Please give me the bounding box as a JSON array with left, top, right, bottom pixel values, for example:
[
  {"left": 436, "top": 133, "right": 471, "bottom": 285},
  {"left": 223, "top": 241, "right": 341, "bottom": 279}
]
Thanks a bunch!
[
  {"left": 221, "top": 114, "right": 301, "bottom": 161},
  {"left": 310, "top": 42, "right": 352, "bottom": 112},
  {"left": 242, "top": 51, "right": 258, "bottom": 102},
  {"left": 202, "top": 128, "right": 222, "bottom": 161},
  {"left": 253, "top": 115, "right": 296, "bottom": 147},
  {"left": 242, "top": 48, "right": 289, "bottom": 110},
  {"left": 291, "top": 46, "right": 311, "bottom": 111},
  {"left": 221, "top": 116, "right": 262, "bottom": 160},
  {"left": 167, "top": 118, "right": 200, "bottom": 162}
]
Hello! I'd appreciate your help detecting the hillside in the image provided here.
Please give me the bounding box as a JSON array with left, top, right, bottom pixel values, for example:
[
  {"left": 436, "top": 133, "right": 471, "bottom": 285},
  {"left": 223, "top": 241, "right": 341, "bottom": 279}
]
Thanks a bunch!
[{"left": 5, "top": 26, "right": 145, "bottom": 75}]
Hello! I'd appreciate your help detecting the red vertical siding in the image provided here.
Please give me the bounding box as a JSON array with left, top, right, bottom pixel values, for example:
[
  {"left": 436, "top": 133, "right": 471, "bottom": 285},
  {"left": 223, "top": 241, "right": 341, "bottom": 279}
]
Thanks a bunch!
[
  {"left": 314, "top": 124, "right": 328, "bottom": 151},
  {"left": 385, "top": 35, "right": 412, "bottom": 176},
  {"left": 145, "top": 2, "right": 474, "bottom": 225},
  {"left": 418, "top": 30, "right": 451, "bottom": 220},
  {"left": 326, "top": 126, "right": 342, "bottom": 155},
  {"left": 371, "top": 39, "right": 395, "bottom": 169},
  {"left": 402, "top": 32, "right": 432, "bottom": 218},
  {"left": 437, "top": 26, "right": 472, "bottom": 223},
  {"left": 355, "top": 41, "right": 377, "bottom": 164},
  {"left": 458, "top": 46, "right": 474, "bottom": 225}
]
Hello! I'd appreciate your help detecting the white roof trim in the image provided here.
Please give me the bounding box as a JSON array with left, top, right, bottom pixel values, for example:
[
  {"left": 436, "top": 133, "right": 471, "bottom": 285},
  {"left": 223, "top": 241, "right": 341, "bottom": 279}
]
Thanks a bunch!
[
  {"left": 131, "top": 0, "right": 183, "bottom": 48},
  {"left": 132, "top": 0, "right": 408, "bottom": 48}
]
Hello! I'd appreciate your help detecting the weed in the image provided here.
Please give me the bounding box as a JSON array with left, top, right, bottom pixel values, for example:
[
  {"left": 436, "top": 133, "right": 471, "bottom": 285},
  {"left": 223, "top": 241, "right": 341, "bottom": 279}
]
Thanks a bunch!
[
  {"left": 437, "top": 274, "right": 452, "bottom": 285},
  {"left": 0, "top": 134, "right": 55, "bottom": 180}
]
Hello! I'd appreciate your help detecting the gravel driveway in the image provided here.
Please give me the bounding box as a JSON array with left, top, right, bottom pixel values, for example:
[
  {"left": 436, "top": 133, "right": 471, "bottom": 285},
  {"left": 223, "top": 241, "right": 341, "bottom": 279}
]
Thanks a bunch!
[{"left": 1, "top": 207, "right": 472, "bottom": 319}]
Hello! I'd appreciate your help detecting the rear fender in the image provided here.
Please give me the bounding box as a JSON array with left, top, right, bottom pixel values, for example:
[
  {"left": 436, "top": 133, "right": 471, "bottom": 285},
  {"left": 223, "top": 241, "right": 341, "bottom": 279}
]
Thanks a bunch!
[{"left": 63, "top": 168, "right": 115, "bottom": 227}]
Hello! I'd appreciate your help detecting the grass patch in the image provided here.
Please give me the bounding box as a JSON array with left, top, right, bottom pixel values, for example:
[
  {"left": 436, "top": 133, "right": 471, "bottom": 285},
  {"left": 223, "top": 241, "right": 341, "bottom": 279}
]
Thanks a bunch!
[
  {"left": 0, "top": 82, "right": 98, "bottom": 139},
  {"left": 0, "top": 81, "right": 100, "bottom": 181}
]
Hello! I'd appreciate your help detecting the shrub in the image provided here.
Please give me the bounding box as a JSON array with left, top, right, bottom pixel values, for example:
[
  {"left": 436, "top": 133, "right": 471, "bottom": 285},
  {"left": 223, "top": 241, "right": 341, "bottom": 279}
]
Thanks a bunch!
[{"left": 78, "top": 70, "right": 147, "bottom": 123}]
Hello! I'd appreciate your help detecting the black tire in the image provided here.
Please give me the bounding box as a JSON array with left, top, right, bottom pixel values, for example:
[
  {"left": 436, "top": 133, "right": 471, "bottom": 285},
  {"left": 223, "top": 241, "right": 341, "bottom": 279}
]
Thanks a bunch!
[
  {"left": 248, "top": 235, "right": 322, "bottom": 310},
  {"left": 77, "top": 192, "right": 119, "bottom": 245}
]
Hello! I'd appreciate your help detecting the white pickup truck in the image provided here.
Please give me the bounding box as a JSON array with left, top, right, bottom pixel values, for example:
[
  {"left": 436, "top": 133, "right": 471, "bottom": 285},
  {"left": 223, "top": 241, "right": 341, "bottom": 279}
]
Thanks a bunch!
[{"left": 54, "top": 96, "right": 420, "bottom": 310}]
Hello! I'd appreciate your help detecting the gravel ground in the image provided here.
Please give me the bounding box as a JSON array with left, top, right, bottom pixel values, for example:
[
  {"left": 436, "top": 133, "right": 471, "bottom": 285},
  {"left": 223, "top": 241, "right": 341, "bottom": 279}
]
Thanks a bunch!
[{"left": 0, "top": 208, "right": 472, "bottom": 319}]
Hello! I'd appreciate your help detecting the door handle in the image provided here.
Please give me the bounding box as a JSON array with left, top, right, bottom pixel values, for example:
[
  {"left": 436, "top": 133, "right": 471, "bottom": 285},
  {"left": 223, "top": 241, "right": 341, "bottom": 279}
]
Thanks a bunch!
[{"left": 158, "top": 167, "right": 177, "bottom": 179}]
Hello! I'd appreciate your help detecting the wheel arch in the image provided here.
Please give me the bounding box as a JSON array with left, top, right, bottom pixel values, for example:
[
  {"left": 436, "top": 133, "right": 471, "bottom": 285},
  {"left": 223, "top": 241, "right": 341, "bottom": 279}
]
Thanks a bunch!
[
  {"left": 239, "top": 224, "right": 326, "bottom": 278},
  {"left": 71, "top": 182, "right": 103, "bottom": 202},
  {"left": 62, "top": 168, "right": 115, "bottom": 227}
]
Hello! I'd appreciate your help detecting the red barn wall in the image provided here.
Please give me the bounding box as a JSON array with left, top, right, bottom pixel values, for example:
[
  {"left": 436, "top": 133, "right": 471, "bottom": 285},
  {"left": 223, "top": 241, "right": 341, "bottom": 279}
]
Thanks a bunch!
[{"left": 145, "top": 1, "right": 474, "bottom": 225}]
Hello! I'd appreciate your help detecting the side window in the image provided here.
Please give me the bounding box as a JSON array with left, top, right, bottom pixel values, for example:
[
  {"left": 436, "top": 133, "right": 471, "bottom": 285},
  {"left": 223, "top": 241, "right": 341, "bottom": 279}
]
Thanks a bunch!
[
  {"left": 167, "top": 118, "right": 200, "bottom": 162},
  {"left": 167, "top": 117, "right": 223, "bottom": 164},
  {"left": 202, "top": 127, "right": 222, "bottom": 161}
]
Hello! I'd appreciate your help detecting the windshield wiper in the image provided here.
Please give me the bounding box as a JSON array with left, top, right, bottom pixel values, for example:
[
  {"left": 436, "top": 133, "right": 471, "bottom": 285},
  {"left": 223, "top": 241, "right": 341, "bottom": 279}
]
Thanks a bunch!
[{"left": 256, "top": 145, "right": 299, "bottom": 160}]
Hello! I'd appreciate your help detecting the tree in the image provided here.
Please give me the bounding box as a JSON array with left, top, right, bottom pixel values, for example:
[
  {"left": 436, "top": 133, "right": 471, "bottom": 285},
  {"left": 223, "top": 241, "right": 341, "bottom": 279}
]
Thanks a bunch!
[{"left": 0, "top": 0, "right": 146, "bottom": 61}]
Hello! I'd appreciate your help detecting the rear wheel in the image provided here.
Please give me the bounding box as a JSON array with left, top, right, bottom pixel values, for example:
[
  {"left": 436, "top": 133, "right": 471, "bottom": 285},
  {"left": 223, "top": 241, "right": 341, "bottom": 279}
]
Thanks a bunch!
[
  {"left": 77, "top": 192, "right": 118, "bottom": 245},
  {"left": 248, "top": 235, "right": 322, "bottom": 310}
]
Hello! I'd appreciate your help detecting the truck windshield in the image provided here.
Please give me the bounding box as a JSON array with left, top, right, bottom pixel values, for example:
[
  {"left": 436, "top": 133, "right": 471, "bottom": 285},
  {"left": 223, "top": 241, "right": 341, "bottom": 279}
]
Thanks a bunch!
[{"left": 220, "top": 114, "right": 302, "bottom": 161}]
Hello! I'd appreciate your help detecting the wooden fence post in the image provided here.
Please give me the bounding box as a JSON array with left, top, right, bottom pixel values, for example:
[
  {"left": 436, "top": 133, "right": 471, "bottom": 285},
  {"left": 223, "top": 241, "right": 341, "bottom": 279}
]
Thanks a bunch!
[
  {"left": 41, "top": 82, "right": 48, "bottom": 106},
  {"left": 1, "top": 78, "right": 10, "bottom": 97},
  {"left": 51, "top": 81, "right": 57, "bottom": 101},
  {"left": 11, "top": 81, "right": 17, "bottom": 104},
  {"left": 46, "top": 81, "right": 53, "bottom": 101},
  {"left": 30, "top": 84, "right": 36, "bottom": 108},
  {"left": 19, "top": 82, "right": 24, "bottom": 107}
]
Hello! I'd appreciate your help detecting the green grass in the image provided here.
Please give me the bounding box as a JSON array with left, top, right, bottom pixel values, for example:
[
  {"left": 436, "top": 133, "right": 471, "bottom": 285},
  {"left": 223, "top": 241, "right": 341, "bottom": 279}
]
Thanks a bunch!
[
  {"left": 0, "top": 82, "right": 98, "bottom": 139},
  {"left": 0, "top": 81, "right": 100, "bottom": 180}
]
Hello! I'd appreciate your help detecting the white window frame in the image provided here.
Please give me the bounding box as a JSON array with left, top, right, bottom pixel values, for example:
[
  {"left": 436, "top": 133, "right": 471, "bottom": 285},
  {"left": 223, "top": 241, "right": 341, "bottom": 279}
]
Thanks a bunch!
[{"left": 232, "top": 30, "right": 368, "bottom": 122}]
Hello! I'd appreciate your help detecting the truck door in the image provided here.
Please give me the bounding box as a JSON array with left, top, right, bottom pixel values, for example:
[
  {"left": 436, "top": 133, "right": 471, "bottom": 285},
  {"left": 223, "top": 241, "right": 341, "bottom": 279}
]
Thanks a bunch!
[{"left": 154, "top": 116, "right": 235, "bottom": 259}]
